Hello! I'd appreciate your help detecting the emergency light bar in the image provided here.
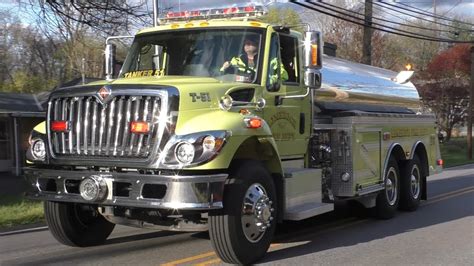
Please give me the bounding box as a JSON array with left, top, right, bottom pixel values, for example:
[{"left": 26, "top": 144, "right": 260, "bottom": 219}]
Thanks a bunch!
[{"left": 160, "top": 5, "right": 266, "bottom": 23}]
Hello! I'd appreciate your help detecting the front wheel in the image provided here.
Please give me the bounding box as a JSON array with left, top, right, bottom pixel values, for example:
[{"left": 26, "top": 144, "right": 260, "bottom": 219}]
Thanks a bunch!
[
  {"left": 44, "top": 201, "right": 115, "bottom": 247},
  {"left": 209, "top": 160, "right": 277, "bottom": 265}
]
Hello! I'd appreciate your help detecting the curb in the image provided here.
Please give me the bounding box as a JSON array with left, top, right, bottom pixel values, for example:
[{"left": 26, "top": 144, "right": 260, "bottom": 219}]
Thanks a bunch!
[
  {"left": 0, "top": 222, "right": 48, "bottom": 236},
  {"left": 445, "top": 163, "right": 474, "bottom": 170}
]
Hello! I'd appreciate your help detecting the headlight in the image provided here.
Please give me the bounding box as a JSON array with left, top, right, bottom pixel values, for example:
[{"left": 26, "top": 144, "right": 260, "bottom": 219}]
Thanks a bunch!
[
  {"left": 27, "top": 131, "right": 47, "bottom": 162},
  {"left": 161, "top": 130, "right": 230, "bottom": 168},
  {"left": 31, "top": 139, "right": 46, "bottom": 160},
  {"left": 175, "top": 142, "right": 195, "bottom": 164}
]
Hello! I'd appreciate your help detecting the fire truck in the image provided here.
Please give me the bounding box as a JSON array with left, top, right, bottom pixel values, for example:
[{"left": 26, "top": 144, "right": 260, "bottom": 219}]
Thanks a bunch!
[{"left": 24, "top": 4, "right": 442, "bottom": 264}]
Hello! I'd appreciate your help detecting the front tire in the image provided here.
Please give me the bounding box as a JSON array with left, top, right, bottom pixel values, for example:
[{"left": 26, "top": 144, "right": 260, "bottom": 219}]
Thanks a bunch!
[
  {"left": 375, "top": 158, "right": 400, "bottom": 219},
  {"left": 399, "top": 155, "right": 423, "bottom": 211},
  {"left": 209, "top": 160, "right": 277, "bottom": 265},
  {"left": 44, "top": 201, "right": 115, "bottom": 247}
]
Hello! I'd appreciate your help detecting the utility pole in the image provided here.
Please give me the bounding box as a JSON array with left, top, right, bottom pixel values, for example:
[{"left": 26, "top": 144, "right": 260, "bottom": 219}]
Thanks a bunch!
[
  {"left": 468, "top": 46, "right": 473, "bottom": 160},
  {"left": 153, "top": 0, "right": 161, "bottom": 70},
  {"left": 362, "top": 0, "right": 373, "bottom": 65},
  {"left": 81, "top": 58, "right": 85, "bottom": 85},
  {"left": 153, "top": 0, "right": 159, "bottom": 27}
]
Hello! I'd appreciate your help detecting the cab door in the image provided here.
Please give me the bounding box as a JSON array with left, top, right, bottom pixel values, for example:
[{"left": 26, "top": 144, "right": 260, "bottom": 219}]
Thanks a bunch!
[{"left": 262, "top": 31, "right": 310, "bottom": 158}]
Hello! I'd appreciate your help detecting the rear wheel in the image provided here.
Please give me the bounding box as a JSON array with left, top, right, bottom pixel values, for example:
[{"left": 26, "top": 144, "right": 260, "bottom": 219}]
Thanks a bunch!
[
  {"left": 399, "top": 155, "right": 423, "bottom": 211},
  {"left": 44, "top": 201, "right": 115, "bottom": 247},
  {"left": 375, "top": 158, "right": 400, "bottom": 219},
  {"left": 209, "top": 160, "right": 277, "bottom": 265}
]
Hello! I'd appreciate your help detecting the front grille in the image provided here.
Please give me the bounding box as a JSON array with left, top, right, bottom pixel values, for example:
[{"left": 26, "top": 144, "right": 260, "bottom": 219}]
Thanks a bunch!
[{"left": 49, "top": 95, "right": 161, "bottom": 159}]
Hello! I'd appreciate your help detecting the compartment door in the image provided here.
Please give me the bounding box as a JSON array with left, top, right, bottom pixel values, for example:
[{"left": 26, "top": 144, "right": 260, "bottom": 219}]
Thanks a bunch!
[{"left": 354, "top": 129, "right": 382, "bottom": 188}]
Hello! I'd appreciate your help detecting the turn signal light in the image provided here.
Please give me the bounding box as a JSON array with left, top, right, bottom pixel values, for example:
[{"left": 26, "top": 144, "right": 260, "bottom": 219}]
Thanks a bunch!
[
  {"left": 130, "top": 121, "right": 149, "bottom": 134},
  {"left": 51, "top": 121, "right": 69, "bottom": 132},
  {"left": 246, "top": 117, "right": 262, "bottom": 129}
]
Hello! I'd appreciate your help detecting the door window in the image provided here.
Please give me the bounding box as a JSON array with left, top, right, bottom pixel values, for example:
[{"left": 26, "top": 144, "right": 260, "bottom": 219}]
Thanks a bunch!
[{"left": 279, "top": 34, "right": 300, "bottom": 84}]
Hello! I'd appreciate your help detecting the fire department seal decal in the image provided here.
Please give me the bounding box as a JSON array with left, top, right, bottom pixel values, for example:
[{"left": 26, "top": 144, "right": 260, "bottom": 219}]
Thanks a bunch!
[{"left": 97, "top": 86, "right": 112, "bottom": 104}]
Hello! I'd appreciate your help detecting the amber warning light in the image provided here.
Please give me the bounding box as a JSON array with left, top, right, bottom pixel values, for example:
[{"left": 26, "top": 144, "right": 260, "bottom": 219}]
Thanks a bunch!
[
  {"left": 51, "top": 121, "right": 69, "bottom": 132},
  {"left": 130, "top": 121, "right": 149, "bottom": 134},
  {"left": 311, "top": 44, "right": 318, "bottom": 66}
]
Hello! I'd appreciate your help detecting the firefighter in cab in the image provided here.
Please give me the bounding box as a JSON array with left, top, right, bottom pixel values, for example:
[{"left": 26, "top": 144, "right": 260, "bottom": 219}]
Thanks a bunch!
[{"left": 220, "top": 35, "right": 288, "bottom": 83}]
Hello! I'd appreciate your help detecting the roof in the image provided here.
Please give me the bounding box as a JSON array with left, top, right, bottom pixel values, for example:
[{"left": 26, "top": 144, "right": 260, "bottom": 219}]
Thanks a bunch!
[
  {"left": 0, "top": 92, "right": 45, "bottom": 113},
  {"left": 137, "top": 20, "right": 269, "bottom": 35}
]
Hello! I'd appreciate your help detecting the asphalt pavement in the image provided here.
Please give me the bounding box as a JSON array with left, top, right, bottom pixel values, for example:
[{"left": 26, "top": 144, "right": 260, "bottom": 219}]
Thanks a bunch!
[{"left": 0, "top": 165, "right": 473, "bottom": 265}]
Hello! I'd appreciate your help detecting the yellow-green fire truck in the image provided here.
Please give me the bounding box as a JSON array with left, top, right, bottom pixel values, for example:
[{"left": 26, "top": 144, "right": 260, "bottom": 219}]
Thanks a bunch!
[{"left": 24, "top": 5, "right": 442, "bottom": 264}]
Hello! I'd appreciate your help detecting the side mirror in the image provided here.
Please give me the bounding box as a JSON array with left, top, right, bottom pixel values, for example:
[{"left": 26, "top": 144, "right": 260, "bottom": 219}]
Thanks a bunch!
[
  {"left": 303, "top": 31, "right": 322, "bottom": 89},
  {"left": 305, "top": 69, "right": 321, "bottom": 89},
  {"left": 105, "top": 43, "right": 116, "bottom": 80}
]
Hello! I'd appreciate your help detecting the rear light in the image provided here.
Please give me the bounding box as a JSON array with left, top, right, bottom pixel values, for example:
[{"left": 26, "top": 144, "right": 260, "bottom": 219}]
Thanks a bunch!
[
  {"left": 436, "top": 159, "right": 444, "bottom": 166},
  {"left": 51, "top": 121, "right": 69, "bottom": 132},
  {"left": 130, "top": 121, "right": 149, "bottom": 134}
]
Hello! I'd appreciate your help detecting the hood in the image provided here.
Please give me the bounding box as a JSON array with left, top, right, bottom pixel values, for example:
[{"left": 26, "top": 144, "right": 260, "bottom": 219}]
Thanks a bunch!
[{"left": 83, "top": 76, "right": 259, "bottom": 112}]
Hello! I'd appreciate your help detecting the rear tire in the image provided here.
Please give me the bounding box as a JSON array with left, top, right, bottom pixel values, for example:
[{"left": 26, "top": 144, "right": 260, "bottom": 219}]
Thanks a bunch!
[
  {"left": 399, "top": 155, "right": 423, "bottom": 211},
  {"left": 44, "top": 201, "right": 115, "bottom": 247},
  {"left": 209, "top": 160, "right": 277, "bottom": 265},
  {"left": 375, "top": 157, "right": 400, "bottom": 219}
]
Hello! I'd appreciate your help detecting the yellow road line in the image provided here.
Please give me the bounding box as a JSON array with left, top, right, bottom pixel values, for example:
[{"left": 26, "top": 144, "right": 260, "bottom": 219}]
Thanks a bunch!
[
  {"left": 194, "top": 258, "right": 221, "bottom": 266},
  {"left": 424, "top": 188, "right": 474, "bottom": 205},
  {"left": 161, "top": 251, "right": 216, "bottom": 266},
  {"left": 427, "top": 186, "right": 474, "bottom": 202},
  {"left": 193, "top": 243, "right": 282, "bottom": 266}
]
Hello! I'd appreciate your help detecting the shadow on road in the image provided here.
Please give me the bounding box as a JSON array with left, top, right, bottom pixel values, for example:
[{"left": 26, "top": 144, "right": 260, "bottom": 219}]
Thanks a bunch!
[{"left": 262, "top": 173, "right": 474, "bottom": 263}]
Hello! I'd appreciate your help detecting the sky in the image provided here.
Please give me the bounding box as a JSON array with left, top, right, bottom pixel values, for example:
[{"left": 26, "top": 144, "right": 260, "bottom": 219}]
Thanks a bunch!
[{"left": 0, "top": 0, "right": 472, "bottom": 25}]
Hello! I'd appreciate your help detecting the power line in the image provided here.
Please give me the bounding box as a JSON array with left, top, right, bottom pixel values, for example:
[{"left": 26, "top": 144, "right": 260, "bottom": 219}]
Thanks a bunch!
[
  {"left": 441, "top": 0, "right": 463, "bottom": 17},
  {"left": 290, "top": 1, "right": 473, "bottom": 43},
  {"left": 306, "top": 1, "right": 470, "bottom": 43},
  {"left": 397, "top": 1, "right": 474, "bottom": 27},
  {"left": 375, "top": 1, "right": 474, "bottom": 31},
  {"left": 371, "top": 3, "right": 457, "bottom": 35},
  {"left": 318, "top": 1, "right": 459, "bottom": 34}
]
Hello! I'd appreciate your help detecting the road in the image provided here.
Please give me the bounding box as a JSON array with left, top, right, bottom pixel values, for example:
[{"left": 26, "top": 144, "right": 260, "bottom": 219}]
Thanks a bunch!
[{"left": 1, "top": 165, "right": 473, "bottom": 265}]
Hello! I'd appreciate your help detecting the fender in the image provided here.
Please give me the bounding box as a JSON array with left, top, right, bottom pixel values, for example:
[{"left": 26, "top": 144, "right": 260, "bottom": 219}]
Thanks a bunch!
[
  {"left": 33, "top": 121, "right": 46, "bottom": 135},
  {"left": 382, "top": 142, "right": 405, "bottom": 179},
  {"left": 180, "top": 109, "right": 282, "bottom": 173}
]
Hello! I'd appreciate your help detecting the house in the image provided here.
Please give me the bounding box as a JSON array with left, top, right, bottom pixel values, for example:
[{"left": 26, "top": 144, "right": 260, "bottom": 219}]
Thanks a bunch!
[{"left": 0, "top": 92, "right": 47, "bottom": 175}]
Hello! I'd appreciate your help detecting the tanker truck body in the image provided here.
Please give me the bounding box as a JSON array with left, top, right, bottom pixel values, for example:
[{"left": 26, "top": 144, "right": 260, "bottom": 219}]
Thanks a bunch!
[{"left": 24, "top": 6, "right": 442, "bottom": 264}]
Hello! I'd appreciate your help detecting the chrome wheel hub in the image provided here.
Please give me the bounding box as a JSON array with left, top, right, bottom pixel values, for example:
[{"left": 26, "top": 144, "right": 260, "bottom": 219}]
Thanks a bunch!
[
  {"left": 385, "top": 167, "right": 398, "bottom": 206},
  {"left": 410, "top": 165, "right": 421, "bottom": 199},
  {"left": 241, "top": 183, "right": 274, "bottom": 243}
]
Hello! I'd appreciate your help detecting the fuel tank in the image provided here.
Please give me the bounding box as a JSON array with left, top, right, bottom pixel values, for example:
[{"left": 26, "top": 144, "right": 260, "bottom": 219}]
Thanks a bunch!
[{"left": 316, "top": 55, "right": 420, "bottom": 113}]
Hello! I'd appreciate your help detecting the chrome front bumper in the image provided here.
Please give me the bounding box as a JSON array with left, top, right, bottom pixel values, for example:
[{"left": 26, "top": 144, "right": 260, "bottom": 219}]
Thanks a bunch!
[{"left": 24, "top": 168, "right": 227, "bottom": 210}]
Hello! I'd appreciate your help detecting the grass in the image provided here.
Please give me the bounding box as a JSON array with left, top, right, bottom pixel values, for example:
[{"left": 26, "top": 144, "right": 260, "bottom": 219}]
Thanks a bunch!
[
  {"left": 440, "top": 137, "right": 474, "bottom": 168},
  {"left": 0, "top": 196, "right": 44, "bottom": 229}
]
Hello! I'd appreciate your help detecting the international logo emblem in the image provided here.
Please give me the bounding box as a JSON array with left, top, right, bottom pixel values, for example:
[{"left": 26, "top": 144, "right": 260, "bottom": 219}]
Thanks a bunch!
[{"left": 97, "top": 86, "right": 112, "bottom": 104}]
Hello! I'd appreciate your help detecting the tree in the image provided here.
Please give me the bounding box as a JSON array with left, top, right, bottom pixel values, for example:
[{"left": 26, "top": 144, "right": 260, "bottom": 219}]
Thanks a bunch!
[
  {"left": 0, "top": 12, "right": 59, "bottom": 93},
  {"left": 417, "top": 44, "right": 472, "bottom": 141},
  {"left": 27, "top": 0, "right": 150, "bottom": 36},
  {"left": 261, "top": 7, "right": 304, "bottom": 32}
]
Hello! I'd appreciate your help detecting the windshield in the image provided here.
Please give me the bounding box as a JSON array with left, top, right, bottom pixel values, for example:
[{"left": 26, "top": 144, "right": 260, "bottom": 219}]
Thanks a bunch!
[{"left": 120, "top": 28, "right": 265, "bottom": 84}]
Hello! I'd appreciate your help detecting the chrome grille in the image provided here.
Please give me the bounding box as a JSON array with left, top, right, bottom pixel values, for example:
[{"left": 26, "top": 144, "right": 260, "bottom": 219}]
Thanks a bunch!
[{"left": 49, "top": 95, "right": 161, "bottom": 159}]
